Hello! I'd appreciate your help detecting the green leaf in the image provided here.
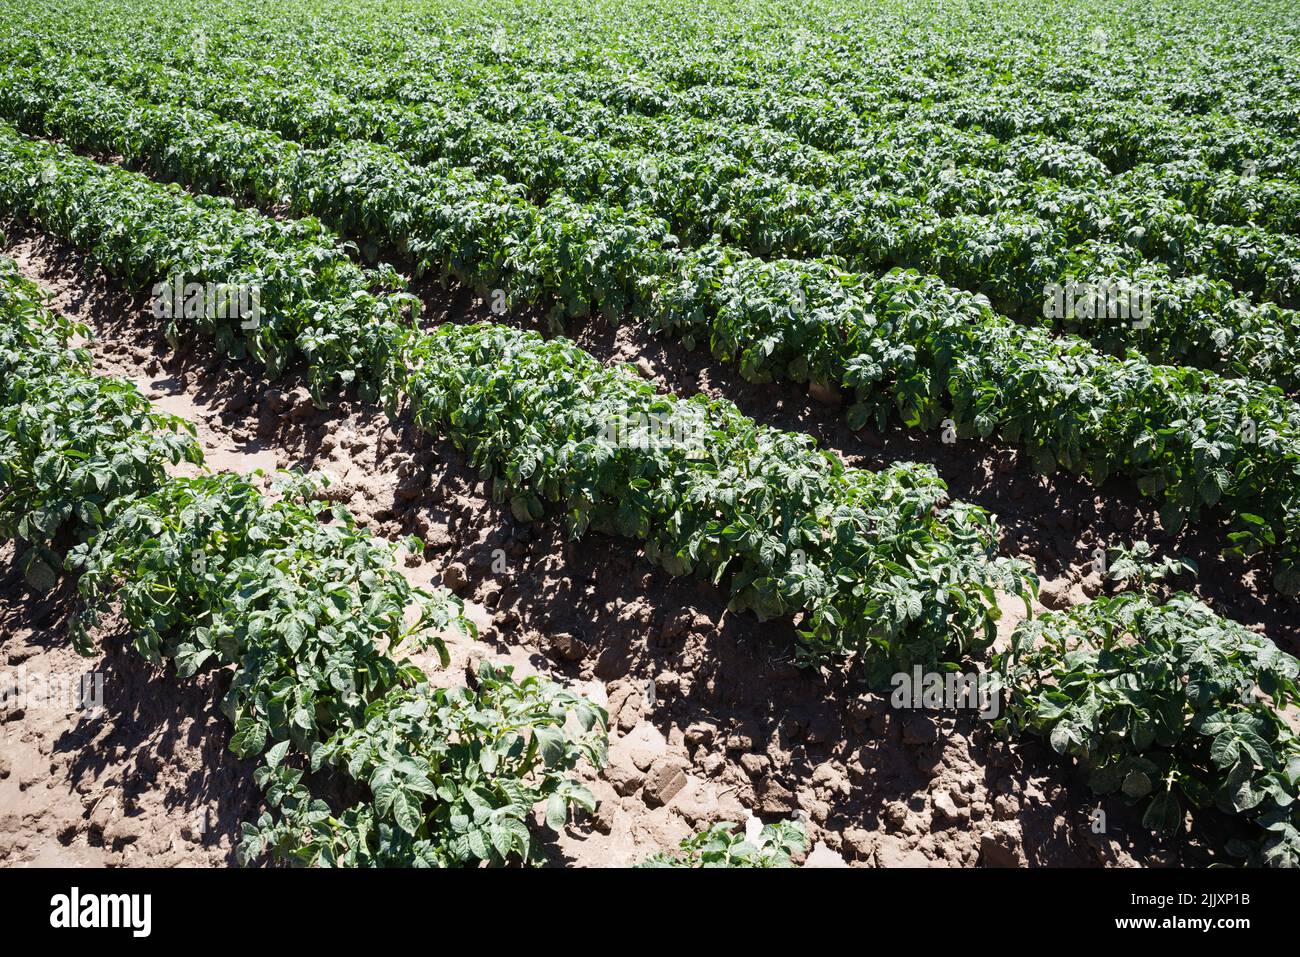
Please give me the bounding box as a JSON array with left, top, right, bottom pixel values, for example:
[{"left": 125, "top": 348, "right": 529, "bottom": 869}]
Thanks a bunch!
[
  {"left": 545, "top": 792, "right": 568, "bottom": 831},
  {"left": 533, "top": 725, "right": 566, "bottom": 768},
  {"left": 1142, "top": 791, "right": 1183, "bottom": 835},
  {"left": 1121, "top": 769, "right": 1153, "bottom": 799}
]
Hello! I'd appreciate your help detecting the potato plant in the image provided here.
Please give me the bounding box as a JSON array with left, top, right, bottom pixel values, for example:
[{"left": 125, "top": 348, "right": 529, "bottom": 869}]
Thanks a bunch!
[
  {"left": 997, "top": 581, "right": 1300, "bottom": 866},
  {"left": 241, "top": 663, "right": 606, "bottom": 867},
  {"left": 638, "top": 820, "right": 808, "bottom": 868},
  {"left": 1, "top": 266, "right": 607, "bottom": 867},
  {"left": 0, "top": 256, "right": 201, "bottom": 589}
]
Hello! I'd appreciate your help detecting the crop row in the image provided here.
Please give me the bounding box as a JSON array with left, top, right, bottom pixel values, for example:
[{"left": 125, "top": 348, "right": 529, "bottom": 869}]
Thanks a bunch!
[
  {"left": 22, "top": 0, "right": 1300, "bottom": 206},
  {"left": 6, "top": 1, "right": 1299, "bottom": 312},
  {"left": 0, "top": 253, "right": 608, "bottom": 865},
  {"left": 6, "top": 250, "right": 1297, "bottom": 866},
  {"left": 7, "top": 54, "right": 1299, "bottom": 402},
  {"left": 0, "top": 256, "right": 201, "bottom": 586},
  {"left": 16, "top": 27, "right": 1296, "bottom": 231},
  {"left": 998, "top": 582, "right": 1300, "bottom": 867},
  {"left": 29, "top": 0, "right": 1300, "bottom": 186},
  {"left": 9, "top": 34, "right": 1299, "bottom": 328},
  {"left": 0, "top": 126, "right": 1033, "bottom": 675},
  {"left": 4, "top": 92, "right": 1299, "bottom": 593}
]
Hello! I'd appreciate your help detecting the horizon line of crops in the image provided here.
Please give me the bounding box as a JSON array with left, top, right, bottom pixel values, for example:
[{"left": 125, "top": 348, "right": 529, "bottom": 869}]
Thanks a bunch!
[
  {"left": 58, "top": 0, "right": 1300, "bottom": 190},
  {"left": 9, "top": 25, "right": 1300, "bottom": 339},
  {"left": 85, "top": 17, "right": 1300, "bottom": 231},
  {"left": 21, "top": 0, "right": 1300, "bottom": 185},
  {"left": 10, "top": 20, "right": 1298, "bottom": 237},
  {"left": 3, "top": 83, "right": 1299, "bottom": 595}
]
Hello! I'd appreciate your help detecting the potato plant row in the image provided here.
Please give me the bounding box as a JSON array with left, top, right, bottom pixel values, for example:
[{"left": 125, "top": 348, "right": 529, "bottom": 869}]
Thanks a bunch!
[
  {"left": 998, "top": 588, "right": 1300, "bottom": 868},
  {"left": 8, "top": 41, "right": 1300, "bottom": 368},
  {"left": 3, "top": 93, "right": 1298, "bottom": 594},
  {"left": 0, "top": 127, "right": 1033, "bottom": 676},
  {"left": 15, "top": 0, "right": 1300, "bottom": 194},
  {"left": 0, "top": 256, "right": 607, "bottom": 865},
  {"left": 6, "top": 251, "right": 1297, "bottom": 865}
]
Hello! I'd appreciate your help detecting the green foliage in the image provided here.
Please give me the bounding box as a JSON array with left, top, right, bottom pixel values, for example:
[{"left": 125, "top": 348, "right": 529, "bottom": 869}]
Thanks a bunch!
[
  {"left": 2, "top": 13, "right": 1299, "bottom": 592},
  {"left": 0, "top": 264, "right": 605, "bottom": 867},
  {"left": 0, "top": 126, "right": 1035, "bottom": 678},
  {"left": 241, "top": 662, "right": 607, "bottom": 867},
  {"left": 1105, "top": 540, "right": 1198, "bottom": 593},
  {"left": 0, "top": 256, "right": 201, "bottom": 589},
  {"left": 638, "top": 819, "right": 808, "bottom": 867},
  {"left": 394, "top": 321, "right": 1032, "bottom": 677},
  {"left": 996, "top": 592, "right": 1300, "bottom": 866},
  {"left": 0, "top": 129, "right": 416, "bottom": 406},
  {"left": 4, "top": 0, "right": 1300, "bottom": 869},
  {"left": 69, "top": 472, "right": 470, "bottom": 746}
]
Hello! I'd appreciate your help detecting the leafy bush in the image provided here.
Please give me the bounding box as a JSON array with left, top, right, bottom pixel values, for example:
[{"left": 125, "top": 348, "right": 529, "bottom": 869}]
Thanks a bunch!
[
  {"left": 997, "top": 590, "right": 1300, "bottom": 866},
  {"left": 241, "top": 662, "right": 607, "bottom": 867},
  {"left": 0, "top": 256, "right": 201, "bottom": 589},
  {"left": 70, "top": 473, "right": 470, "bottom": 749}
]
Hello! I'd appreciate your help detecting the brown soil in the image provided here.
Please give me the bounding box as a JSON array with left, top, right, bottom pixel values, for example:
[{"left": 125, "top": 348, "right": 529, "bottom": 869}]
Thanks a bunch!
[{"left": 2, "top": 228, "right": 1275, "bottom": 868}]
